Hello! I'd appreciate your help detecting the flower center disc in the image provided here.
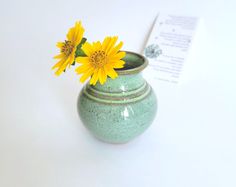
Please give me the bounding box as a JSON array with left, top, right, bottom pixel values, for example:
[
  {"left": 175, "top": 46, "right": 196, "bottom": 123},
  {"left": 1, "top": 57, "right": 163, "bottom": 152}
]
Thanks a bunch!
[
  {"left": 61, "top": 40, "right": 74, "bottom": 56},
  {"left": 90, "top": 50, "right": 107, "bottom": 68}
]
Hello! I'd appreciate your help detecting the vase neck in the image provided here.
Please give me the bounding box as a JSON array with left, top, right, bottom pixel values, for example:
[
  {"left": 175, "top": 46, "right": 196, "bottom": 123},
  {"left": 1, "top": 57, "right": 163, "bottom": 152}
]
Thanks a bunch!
[{"left": 90, "top": 73, "right": 145, "bottom": 93}]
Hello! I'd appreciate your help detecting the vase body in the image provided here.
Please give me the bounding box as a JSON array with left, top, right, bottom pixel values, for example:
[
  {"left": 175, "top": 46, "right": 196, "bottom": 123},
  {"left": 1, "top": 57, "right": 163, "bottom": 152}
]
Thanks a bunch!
[{"left": 77, "top": 51, "right": 157, "bottom": 143}]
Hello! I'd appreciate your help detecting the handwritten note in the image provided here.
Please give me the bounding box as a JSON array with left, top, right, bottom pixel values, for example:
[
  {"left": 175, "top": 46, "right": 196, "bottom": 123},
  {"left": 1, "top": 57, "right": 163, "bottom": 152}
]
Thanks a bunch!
[{"left": 144, "top": 14, "right": 199, "bottom": 83}]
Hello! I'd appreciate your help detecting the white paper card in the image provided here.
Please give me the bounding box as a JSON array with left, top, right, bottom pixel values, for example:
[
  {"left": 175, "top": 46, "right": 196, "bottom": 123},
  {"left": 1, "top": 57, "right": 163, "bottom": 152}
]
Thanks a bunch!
[{"left": 144, "top": 14, "right": 199, "bottom": 84}]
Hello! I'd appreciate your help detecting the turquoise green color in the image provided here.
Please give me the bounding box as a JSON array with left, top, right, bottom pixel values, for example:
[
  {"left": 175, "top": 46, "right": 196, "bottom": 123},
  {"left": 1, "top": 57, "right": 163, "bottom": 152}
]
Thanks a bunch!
[{"left": 77, "top": 51, "right": 157, "bottom": 144}]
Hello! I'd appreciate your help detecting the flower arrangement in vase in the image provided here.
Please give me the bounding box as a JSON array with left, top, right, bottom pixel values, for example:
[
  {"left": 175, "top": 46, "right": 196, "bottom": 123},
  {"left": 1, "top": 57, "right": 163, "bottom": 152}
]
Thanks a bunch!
[{"left": 53, "top": 21, "right": 157, "bottom": 144}]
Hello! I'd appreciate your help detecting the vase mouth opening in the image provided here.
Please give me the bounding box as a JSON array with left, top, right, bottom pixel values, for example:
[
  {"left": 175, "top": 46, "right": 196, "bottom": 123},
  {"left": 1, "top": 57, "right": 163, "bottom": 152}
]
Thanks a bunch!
[{"left": 115, "top": 51, "right": 148, "bottom": 75}]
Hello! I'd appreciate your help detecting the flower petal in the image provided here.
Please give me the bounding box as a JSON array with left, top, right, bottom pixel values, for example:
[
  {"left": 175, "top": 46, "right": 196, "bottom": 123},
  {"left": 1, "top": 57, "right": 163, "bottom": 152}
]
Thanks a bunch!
[
  {"left": 74, "top": 21, "right": 85, "bottom": 45},
  {"left": 53, "top": 53, "right": 65, "bottom": 59},
  {"left": 76, "top": 64, "right": 93, "bottom": 74},
  {"left": 109, "top": 51, "right": 126, "bottom": 61},
  {"left": 93, "top": 41, "right": 102, "bottom": 51},
  {"left": 56, "top": 42, "right": 64, "bottom": 49},
  {"left": 81, "top": 42, "right": 94, "bottom": 56},
  {"left": 104, "top": 36, "right": 118, "bottom": 54},
  {"left": 75, "top": 56, "right": 89, "bottom": 64},
  {"left": 67, "top": 55, "right": 76, "bottom": 68},
  {"left": 54, "top": 57, "right": 71, "bottom": 76},
  {"left": 52, "top": 58, "right": 67, "bottom": 70},
  {"left": 106, "top": 65, "right": 118, "bottom": 79},
  {"left": 66, "top": 27, "right": 74, "bottom": 41},
  {"left": 101, "top": 67, "right": 107, "bottom": 84},
  {"left": 98, "top": 68, "right": 104, "bottom": 85},
  {"left": 111, "top": 60, "right": 125, "bottom": 69},
  {"left": 101, "top": 37, "right": 111, "bottom": 51},
  {"left": 90, "top": 69, "right": 99, "bottom": 85},
  {"left": 66, "top": 21, "right": 84, "bottom": 45},
  {"left": 107, "top": 41, "right": 123, "bottom": 56},
  {"left": 79, "top": 68, "right": 94, "bottom": 83}
]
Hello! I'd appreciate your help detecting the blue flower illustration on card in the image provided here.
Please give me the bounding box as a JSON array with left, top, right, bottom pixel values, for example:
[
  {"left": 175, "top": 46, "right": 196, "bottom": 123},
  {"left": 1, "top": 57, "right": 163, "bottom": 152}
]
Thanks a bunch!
[{"left": 144, "top": 44, "right": 162, "bottom": 59}]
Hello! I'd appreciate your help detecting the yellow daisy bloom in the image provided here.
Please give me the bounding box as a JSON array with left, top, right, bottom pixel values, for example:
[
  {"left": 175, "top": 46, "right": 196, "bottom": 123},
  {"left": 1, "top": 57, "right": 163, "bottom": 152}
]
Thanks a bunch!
[
  {"left": 75, "top": 36, "right": 126, "bottom": 85},
  {"left": 52, "top": 21, "right": 85, "bottom": 76}
]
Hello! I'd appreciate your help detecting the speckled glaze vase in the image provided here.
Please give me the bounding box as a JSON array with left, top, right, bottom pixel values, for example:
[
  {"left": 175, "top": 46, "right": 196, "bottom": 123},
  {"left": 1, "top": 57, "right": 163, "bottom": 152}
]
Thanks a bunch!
[{"left": 77, "top": 51, "right": 157, "bottom": 143}]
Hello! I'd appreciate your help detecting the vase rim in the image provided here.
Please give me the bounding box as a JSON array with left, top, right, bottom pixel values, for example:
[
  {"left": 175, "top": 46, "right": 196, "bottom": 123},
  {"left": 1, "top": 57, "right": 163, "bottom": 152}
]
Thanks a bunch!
[{"left": 115, "top": 51, "right": 148, "bottom": 75}]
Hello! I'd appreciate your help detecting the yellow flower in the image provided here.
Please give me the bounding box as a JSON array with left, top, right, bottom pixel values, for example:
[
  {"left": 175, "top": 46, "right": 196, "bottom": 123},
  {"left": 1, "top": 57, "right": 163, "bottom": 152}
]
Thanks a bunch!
[
  {"left": 75, "top": 36, "right": 126, "bottom": 85},
  {"left": 52, "top": 21, "right": 85, "bottom": 76}
]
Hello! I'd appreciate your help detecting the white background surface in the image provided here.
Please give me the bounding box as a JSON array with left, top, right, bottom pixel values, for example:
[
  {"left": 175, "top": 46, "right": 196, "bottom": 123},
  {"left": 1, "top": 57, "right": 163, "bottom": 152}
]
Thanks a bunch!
[{"left": 0, "top": 0, "right": 236, "bottom": 186}]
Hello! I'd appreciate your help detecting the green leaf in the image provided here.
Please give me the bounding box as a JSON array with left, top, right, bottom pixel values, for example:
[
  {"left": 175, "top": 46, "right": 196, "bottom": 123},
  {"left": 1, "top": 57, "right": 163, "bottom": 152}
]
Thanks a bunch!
[
  {"left": 76, "top": 48, "right": 86, "bottom": 57},
  {"left": 77, "top": 37, "right": 87, "bottom": 49},
  {"left": 75, "top": 37, "right": 87, "bottom": 57}
]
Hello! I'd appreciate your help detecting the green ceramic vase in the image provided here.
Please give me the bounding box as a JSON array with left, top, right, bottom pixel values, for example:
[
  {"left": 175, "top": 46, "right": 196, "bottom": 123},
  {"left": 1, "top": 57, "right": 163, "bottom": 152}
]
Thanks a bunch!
[{"left": 77, "top": 51, "right": 157, "bottom": 143}]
